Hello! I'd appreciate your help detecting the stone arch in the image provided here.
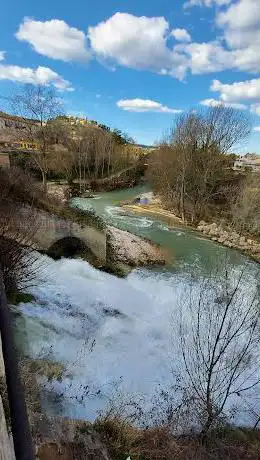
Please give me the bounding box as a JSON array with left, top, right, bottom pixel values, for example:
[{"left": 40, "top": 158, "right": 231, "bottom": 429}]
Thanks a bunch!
[{"left": 47, "top": 236, "right": 98, "bottom": 265}]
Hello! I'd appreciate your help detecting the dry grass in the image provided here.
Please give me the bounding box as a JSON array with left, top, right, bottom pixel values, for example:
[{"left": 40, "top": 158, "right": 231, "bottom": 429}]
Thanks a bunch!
[{"left": 93, "top": 417, "right": 260, "bottom": 460}]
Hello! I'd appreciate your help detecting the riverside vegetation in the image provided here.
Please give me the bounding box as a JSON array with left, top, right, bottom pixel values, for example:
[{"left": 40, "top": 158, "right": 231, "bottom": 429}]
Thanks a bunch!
[
  {"left": 145, "top": 106, "right": 260, "bottom": 259},
  {"left": 8, "top": 84, "right": 145, "bottom": 193},
  {"left": 2, "top": 87, "right": 260, "bottom": 459}
]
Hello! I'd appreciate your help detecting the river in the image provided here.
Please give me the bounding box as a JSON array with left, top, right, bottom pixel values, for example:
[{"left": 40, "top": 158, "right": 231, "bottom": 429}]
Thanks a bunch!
[{"left": 13, "top": 186, "right": 260, "bottom": 427}]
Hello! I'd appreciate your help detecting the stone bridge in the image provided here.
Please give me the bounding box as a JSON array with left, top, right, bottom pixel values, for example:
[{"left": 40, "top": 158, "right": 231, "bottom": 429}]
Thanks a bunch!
[{"left": 24, "top": 209, "right": 107, "bottom": 265}]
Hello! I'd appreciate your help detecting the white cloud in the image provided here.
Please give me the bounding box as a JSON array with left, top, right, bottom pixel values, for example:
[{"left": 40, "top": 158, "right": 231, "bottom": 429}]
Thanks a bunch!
[
  {"left": 0, "top": 63, "right": 73, "bottom": 91},
  {"left": 183, "top": 0, "right": 260, "bottom": 75},
  {"left": 88, "top": 13, "right": 187, "bottom": 79},
  {"left": 184, "top": 0, "right": 231, "bottom": 8},
  {"left": 174, "top": 41, "right": 232, "bottom": 74},
  {"left": 16, "top": 17, "right": 90, "bottom": 62},
  {"left": 87, "top": 12, "right": 242, "bottom": 79},
  {"left": 200, "top": 98, "right": 247, "bottom": 109},
  {"left": 217, "top": 0, "right": 260, "bottom": 35},
  {"left": 216, "top": 0, "right": 260, "bottom": 73},
  {"left": 13, "top": 6, "right": 260, "bottom": 81},
  {"left": 0, "top": 51, "right": 5, "bottom": 61},
  {"left": 116, "top": 98, "right": 182, "bottom": 113},
  {"left": 253, "top": 126, "right": 260, "bottom": 132},
  {"left": 86, "top": 10, "right": 260, "bottom": 79},
  {"left": 171, "top": 28, "right": 191, "bottom": 42},
  {"left": 88, "top": 13, "right": 169, "bottom": 69},
  {"left": 211, "top": 78, "right": 260, "bottom": 102}
]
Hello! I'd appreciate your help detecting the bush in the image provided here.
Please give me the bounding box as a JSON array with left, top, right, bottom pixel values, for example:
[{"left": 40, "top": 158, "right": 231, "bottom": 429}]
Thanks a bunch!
[{"left": 94, "top": 417, "right": 260, "bottom": 459}]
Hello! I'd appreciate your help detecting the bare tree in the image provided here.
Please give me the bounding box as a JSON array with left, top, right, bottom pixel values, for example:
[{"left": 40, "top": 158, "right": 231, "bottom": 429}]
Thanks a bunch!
[
  {"left": 179, "top": 260, "right": 260, "bottom": 437},
  {"left": 148, "top": 106, "right": 251, "bottom": 223},
  {"left": 66, "top": 124, "right": 133, "bottom": 191},
  {"left": 0, "top": 167, "right": 41, "bottom": 294},
  {"left": 232, "top": 172, "right": 260, "bottom": 236},
  {"left": 12, "top": 84, "right": 63, "bottom": 192}
]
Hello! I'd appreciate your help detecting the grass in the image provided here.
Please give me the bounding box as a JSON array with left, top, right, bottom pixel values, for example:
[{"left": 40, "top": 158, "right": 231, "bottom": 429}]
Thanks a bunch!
[
  {"left": 57, "top": 204, "right": 106, "bottom": 231},
  {"left": 93, "top": 417, "right": 260, "bottom": 460},
  {"left": 22, "top": 357, "right": 65, "bottom": 382}
]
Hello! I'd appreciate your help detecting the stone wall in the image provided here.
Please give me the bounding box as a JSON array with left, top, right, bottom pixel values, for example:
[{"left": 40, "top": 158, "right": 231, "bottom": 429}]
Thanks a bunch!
[{"left": 31, "top": 209, "right": 107, "bottom": 264}]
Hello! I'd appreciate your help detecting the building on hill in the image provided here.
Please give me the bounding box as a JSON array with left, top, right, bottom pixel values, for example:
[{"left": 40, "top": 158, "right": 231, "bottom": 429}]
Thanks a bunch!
[
  {"left": 57, "top": 115, "right": 89, "bottom": 126},
  {"left": 128, "top": 143, "right": 156, "bottom": 156},
  {"left": 233, "top": 154, "right": 260, "bottom": 172}
]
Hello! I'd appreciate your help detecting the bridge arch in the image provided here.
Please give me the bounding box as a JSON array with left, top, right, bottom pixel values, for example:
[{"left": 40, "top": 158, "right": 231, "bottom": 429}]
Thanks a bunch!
[{"left": 47, "top": 236, "right": 97, "bottom": 264}]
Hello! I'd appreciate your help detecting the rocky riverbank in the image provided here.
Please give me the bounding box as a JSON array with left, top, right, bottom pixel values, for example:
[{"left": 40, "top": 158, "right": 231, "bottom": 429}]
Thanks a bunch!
[
  {"left": 105, "top": 226, "right": 167, "bottom": 276},
  {"left": 197, "top": 221, "right": 260, "bottom": 261},
  {"left": 121, "top": 192, "right": 260, "bottom": 263}
]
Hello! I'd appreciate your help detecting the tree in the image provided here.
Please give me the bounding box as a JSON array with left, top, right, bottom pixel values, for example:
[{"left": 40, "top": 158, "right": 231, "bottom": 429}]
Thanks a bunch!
[
  {"left": 231, "top": 172, "right": 260, "bottom": 237},
  {"left": 111, "top": 128, "right": 135, "bottom": 145},
  {"left": 148, "top": 106, "right": 251, "bottom": 223},
  {"left": 65, "top": 124, "right": 134, "bottom": 190},
  {"left": 179, "top": 261, "right": 260, "bottom": 437},
  {"left": 12, "top": 84, "right": 63, "bottom": 192},
  {"left": 0, "top": 167, "right": 39, "bottom": 294}
]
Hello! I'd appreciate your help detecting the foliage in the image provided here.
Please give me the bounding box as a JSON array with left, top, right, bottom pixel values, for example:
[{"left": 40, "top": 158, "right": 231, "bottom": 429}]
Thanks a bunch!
[
  {"left": 0, "top": 211, "right": 39, "bottom": 294},
  {"left": 231, "top": 172, "right": 260, "bottom": 237},
  {"left": 58, "top": 204, "right": 105, "bottom": 231},
  {"left": 0, "top": 167, "right": 43, "bottom": 293},
  {"left": 147, "top": 107, "right": 251, "bottom": 223},
  {"left": 0, "top": 166, "right": 52, "bottom": 210},
  {"left": 12, "top": 84, "right": 64, "bottom": 191},
  {"left": 8, "top": 88, "right": 140, "bottom": 190},
  {"left": 94, "top": 417, "right": 260, "bottom": 460},
  {"left": 22, "top": 358, "right": 65, "bottom": 382}
]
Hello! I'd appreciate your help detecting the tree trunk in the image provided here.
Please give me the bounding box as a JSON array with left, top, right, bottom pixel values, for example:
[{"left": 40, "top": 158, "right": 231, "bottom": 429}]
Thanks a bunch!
[
  {"left": 180, "top": 178, "right": 185, "bottom": 222},
  {"left": 41, "top": 170, "right": 47, "bottom": 194}
]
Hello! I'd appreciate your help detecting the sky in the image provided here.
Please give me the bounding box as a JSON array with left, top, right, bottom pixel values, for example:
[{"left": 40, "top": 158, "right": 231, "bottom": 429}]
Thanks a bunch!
[{"left": 0, "top": 0, "right": 260, "bottom": 151}]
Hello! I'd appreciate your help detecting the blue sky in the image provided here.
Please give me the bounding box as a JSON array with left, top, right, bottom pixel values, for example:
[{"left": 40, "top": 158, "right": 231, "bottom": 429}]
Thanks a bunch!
[{"left": 0, "top": 0, "right": 260, "bottom": 151}]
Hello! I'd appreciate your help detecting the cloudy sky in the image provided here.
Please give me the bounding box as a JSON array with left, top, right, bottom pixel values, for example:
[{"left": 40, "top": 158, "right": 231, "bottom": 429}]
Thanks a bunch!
[{"left": 1, "top": 0, "right": 260, "bottom": 150}]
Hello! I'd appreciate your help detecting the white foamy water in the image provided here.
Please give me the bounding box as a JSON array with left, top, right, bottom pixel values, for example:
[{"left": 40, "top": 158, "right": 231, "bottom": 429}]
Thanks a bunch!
[
  {"left": 15, "top": 252, "right": 260, "bottom": 426},
  {"left": 14, "top": 187, "right": 260, "bottom": 426},
  {"left": 16, "top": 255, "right": 187, "bottom": 420}
]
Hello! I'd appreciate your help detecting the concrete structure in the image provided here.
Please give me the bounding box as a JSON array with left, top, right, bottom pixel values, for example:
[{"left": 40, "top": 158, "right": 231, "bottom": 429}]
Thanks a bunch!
[
  {"left": 28, "top": 209, "right": 106, "bottom": 264},
  {"left": 233, "top": 154, "right": 260, "bottom": 172},
  {"left": 0, "top": 336, "right": 16, "bottom": 459}
]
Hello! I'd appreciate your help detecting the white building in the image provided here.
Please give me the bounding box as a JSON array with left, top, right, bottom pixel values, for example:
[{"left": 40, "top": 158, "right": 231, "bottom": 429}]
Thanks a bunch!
[{"left": 233, "top": 154, "right": 260, "bottom": 172}]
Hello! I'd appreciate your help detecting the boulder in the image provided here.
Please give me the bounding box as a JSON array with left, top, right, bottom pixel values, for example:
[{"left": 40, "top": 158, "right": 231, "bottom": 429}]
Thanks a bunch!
[
  {"left": 225, "top": 241, "right": 233, "bottom": 248},
  {"left": 107, "top": 226, "right": 167, "bottom": 267},
  {"left": 218, "top": 236, "right": 227, "bottom": 244},
  {"left": 208, "top": 223, "right": 218, "bottom": 231},
  {"left": 239, "top": 236, "right": 246, "bottom": 245},
  {"left": 209, "top": 227, "right": 219, "bottom": 236},
  {"left": 230, "top": 232, "right": 240, "bottom": 242}
]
